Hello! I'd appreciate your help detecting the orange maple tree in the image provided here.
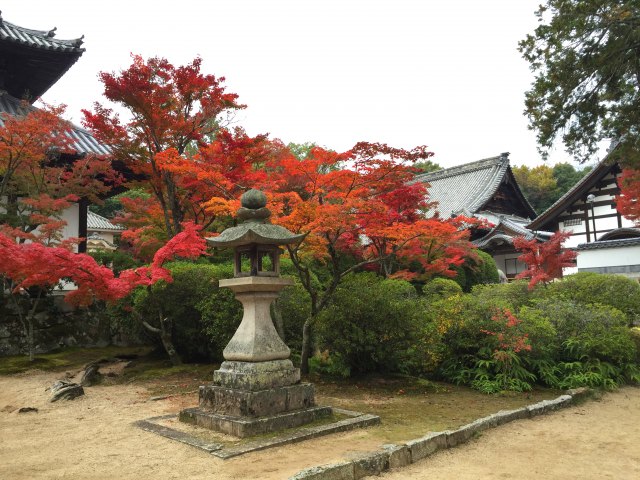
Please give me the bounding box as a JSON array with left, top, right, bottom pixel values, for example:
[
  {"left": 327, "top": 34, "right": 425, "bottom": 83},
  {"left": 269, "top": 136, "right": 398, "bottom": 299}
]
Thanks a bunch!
[{"left": 264, "top": 142, "right": 477, "bottom": 372}]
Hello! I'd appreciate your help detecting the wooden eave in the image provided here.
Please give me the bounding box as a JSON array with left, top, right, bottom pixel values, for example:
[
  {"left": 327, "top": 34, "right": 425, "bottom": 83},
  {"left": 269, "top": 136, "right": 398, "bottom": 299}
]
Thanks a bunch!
[{"left": 527, "top": 159, "right": 620, "bottom": 231}]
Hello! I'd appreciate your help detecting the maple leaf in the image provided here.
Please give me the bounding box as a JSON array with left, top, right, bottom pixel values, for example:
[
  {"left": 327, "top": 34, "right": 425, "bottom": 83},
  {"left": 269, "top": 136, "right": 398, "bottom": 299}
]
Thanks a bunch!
[
  {"left": 513, "top": 230, "right": 577, "bottom": 289},
  {"left": 616, "top": 168, "right": 640, "bottom": 225}
]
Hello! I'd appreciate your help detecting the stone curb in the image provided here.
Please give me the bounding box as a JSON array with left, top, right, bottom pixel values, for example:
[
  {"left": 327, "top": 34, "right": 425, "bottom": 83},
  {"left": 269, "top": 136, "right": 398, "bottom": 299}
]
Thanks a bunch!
[{"left": 288, "top": 389, "right": 591, "bottom": 480}]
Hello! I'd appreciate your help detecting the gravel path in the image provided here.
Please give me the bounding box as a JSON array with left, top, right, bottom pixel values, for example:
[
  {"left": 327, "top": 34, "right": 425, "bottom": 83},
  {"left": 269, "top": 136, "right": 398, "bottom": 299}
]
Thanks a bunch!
[
  {"left": 381, "top": 387, "right": 640, "bottom": 480},
  {"left": 1, "top": 369, "right": 638, "bottom": 480}
]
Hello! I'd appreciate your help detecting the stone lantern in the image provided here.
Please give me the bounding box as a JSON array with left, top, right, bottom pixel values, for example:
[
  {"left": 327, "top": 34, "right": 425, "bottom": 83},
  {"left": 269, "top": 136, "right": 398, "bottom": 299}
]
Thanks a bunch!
[{"left": 180, "top": 189, "right": 330, "bottom": 437}]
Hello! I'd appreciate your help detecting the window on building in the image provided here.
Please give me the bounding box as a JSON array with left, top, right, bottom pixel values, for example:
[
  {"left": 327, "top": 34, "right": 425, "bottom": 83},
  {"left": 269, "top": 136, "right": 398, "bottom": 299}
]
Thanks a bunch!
[
  {"left": 563, "top": 218, "right": 582, "bottom": 227},
  {"left": 505, "top": 258, "right": 527, "bottom": 278}
]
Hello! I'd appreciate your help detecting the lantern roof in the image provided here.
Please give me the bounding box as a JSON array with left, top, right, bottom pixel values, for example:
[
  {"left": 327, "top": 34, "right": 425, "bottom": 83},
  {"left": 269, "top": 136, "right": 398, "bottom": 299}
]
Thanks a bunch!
[{"left": 207, "top": 189, "right": 306, "bottom": 248}]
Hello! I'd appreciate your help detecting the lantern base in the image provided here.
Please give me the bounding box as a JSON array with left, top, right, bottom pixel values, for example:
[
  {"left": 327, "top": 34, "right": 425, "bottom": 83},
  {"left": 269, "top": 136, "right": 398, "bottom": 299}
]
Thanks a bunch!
[
  {"left": 179, "top": 404, "right": 332, "bottom": 438},
  {"left": 180, "top": 361, "right": 326, "bottom": 438},
  {"left": 213, "top": 359, "right": 300, "bottom": 390},
  {"left": 198, "top": 382, "right": 315, "bottom": 417}
]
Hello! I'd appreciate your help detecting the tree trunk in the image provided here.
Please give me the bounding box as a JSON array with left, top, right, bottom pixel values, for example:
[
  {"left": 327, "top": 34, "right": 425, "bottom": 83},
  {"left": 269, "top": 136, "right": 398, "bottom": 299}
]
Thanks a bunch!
[
  {"left": 300, "top": 317, "right": 312, "bottom": 375},
  {"left": 160, "top": 316, "right": 182, "bottom": 366},
  {"left": 27, "top": 316, "right": 34, "bottom": 362},
  {"left": 142, "top": 314, "right": 182, "bottom": 366}
]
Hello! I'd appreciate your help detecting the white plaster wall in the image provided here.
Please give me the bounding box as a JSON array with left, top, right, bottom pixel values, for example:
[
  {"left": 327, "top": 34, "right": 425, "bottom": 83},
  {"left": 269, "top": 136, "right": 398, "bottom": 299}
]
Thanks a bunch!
[
  {"left": 60, "top": 204, "right": 80, "bottom": 252},
  {"left": 620, "top": 216, "right": 636, "bottom": 228},
  {"left": 578, "top": 246, "right": 640, "bottom": 268},
  {"left": 492, "top": 253, "right": 526, "bottom": 276}
]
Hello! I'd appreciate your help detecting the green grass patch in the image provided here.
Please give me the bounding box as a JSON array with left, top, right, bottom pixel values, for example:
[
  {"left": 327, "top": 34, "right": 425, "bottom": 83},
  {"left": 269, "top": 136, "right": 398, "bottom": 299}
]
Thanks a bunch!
[
  {"left": 312, "top": 373, "right": 562, "bottom": 442},
  {"left": 0, "top": 346, "right": 152, "bottom": 375}
]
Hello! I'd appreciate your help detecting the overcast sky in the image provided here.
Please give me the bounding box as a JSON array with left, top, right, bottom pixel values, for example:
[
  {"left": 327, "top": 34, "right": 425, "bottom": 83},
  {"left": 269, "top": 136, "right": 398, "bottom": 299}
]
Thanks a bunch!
[{"left": 5, "top": 0, "right": 600, "bottom": 169}]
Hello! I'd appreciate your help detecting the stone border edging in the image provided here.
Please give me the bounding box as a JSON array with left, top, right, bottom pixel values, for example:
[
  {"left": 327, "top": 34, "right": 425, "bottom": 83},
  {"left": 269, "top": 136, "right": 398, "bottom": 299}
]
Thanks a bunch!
[
  {"left": 289, "top": 388, "right": 591, "bottom": 480},
  {"left": 135, "top": 407, "right": 380, "bottom": 459}
]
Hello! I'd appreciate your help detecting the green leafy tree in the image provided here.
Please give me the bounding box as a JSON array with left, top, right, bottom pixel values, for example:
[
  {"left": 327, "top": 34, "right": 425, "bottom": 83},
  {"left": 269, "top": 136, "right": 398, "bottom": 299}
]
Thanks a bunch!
[
  {"left": 513, "top": 162, "right": 592, "bottom": 212},
  {"left": 512, "top": 164, "right": 558, "bottom": 213},
  {"left": 414, "top": 159, "right": 441, "bottom": 173},
  {"left": 552, "top": 162, "right": 592, "bottom": 193},
  {"left": 519, "top": 1, "right": 640, "bottom": 165}
]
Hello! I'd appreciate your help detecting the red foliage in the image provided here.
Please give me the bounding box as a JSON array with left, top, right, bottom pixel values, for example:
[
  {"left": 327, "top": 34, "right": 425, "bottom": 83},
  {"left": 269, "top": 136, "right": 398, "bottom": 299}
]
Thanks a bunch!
[
  {"left": 513, "top": 230, "right": 577, "bottom": 289},
  {"left": 83, "top": 55, "right": 261, "bottom": 249},
  {"left": 616, "top": 168, "right": 640, "bottom": 225},
  {"left": 0, "top": 222, "right": 207, "bottom": 307},
  {"left": 0, "top": 102, "right": 120, "bottom": 241},
  {"left": 481, "top": 308, "right": 532, "bottom": 354}
]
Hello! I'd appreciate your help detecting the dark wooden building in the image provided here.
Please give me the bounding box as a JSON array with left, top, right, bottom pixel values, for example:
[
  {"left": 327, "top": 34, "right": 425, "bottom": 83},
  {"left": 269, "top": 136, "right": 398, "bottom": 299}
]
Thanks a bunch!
[
  {"left": 413, "top": 153, "right": 551, "bottom": 278},
  {"left": 1, "top": 14, "right": 110, "bottom": 252}
]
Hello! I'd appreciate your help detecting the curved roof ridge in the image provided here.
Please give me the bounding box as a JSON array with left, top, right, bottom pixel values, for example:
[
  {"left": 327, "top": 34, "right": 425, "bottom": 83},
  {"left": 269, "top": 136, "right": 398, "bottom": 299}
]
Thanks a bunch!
[
  {"left": 467, "top": 157, "right": 510, "bottom": 212},
  {"left": 0, "top": 18, "right": 85, "bottom": 52},
  {"left": 598, "top": 227, "right": 640, "bottom": 241},
  {"left": 415, "top": 154, "right": 505, "bottom": 182}
]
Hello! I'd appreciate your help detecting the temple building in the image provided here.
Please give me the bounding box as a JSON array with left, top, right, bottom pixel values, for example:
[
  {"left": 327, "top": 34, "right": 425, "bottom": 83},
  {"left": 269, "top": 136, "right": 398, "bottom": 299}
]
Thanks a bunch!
[
  {"left": 527, "top": 148, "right": 640, "bottom": 280},
  {"left": 0, "top": 13, "right": 111, "bottom": 252},
  {"left": 413, "top": 152, "right": 551, "bottom": 279}
]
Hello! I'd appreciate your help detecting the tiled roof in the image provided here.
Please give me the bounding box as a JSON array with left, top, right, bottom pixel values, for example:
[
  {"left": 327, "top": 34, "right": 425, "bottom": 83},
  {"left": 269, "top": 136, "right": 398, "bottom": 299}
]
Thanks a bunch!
[
  {"left": 577, "top": 237, "right": 640, "bottom": 250},
  {"left": 412, "top": 153, "right": 535, "bottom": 219},
  {"left": 87, "top": 211, "right": 123, "bottom": 231},
  {"left": 473, "top": 216, "right": 552, "bottom": 248},
  {"left": 0, "top": 91, "right": 110, "bottom": 156},
  {"left": 0, "top": 17, "right": 84, "bottom": 53}
]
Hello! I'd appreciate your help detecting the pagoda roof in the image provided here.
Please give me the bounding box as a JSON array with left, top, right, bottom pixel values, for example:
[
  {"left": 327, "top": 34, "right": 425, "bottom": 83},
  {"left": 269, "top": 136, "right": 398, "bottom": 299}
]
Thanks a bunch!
[
  {"left": 0, "top": 90, "right": 110, "bottom": 156},
  {"left": 0, "top": 14, "right": 85, "bottom": 100},
  {"left": 412, "top": 153, "right": 537, "bottom": 220}
]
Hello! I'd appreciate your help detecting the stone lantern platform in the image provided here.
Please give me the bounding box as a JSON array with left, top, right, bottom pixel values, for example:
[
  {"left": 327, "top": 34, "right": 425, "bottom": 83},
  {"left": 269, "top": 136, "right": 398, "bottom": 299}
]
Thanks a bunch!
[
  {"left": 180, "top": 277, "right": 330, "bottom": 438},
  {"left": 179, "top": 190, "right": 330, "bottom": 438},
  {"left": 136, "top": 190, "right": 378, "bottom": 455}
]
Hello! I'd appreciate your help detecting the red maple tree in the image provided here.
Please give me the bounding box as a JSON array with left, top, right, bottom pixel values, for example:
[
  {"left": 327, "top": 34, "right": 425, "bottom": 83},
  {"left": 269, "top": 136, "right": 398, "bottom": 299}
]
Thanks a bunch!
[
  {"left": 0, "top": 222, "right": 206, "bottom": 361},
  {"left": 513, "top": 230, "right": 577, "bottom": 289},
  {"left": 616, "top": 168, "right": 640, "bottom": 225},
  {"left": 83, "top": 55, "right": 274, "bottom": 255},
  {"left": 0, "top": 103, "right": 118, "bottom": 243}
]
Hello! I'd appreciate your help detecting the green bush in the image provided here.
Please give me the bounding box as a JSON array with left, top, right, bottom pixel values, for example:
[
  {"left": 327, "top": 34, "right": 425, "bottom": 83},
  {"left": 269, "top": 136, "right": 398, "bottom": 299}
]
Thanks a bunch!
[
  {"left": 471, "top": 280, "right": 533, "bottom": 311},
  {"left": 275, "top": 281, "right": 311, "bottom": 353},
  {"left": 436, "top": 281, "right": 640, "bottom": 392},
  {"left": 315, "top": 273, "right": 427, "bottom": 376},
  {"left": 524, "top": 299, "right": 636, "bottom": 365},
  {"left": 542, "top": 272, "right": 640, "bottom": 326},
  {"left": 131, "top": 261, "right": 242, "bottom": 362},
  {"left": 422, "top": 277, "right": 463, "bottom": 300},
  {"left": 452, "top": 250, "right": 500, "bottom": 292}
]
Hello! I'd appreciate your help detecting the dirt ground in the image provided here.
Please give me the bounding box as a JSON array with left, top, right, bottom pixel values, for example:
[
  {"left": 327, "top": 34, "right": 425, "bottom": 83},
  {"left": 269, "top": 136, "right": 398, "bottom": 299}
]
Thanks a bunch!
[
  {"left": 382, "top": 387, "right": 640, "bottom": 480},
  {"left": 0, "top": 370, "right": 638, "bottom": 480}
]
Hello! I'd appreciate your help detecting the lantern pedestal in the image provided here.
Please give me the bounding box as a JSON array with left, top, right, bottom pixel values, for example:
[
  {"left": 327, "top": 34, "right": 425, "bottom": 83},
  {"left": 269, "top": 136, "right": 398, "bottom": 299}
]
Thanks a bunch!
[{"left": 180, "top": 276, "right": 330, "bottom": 437}]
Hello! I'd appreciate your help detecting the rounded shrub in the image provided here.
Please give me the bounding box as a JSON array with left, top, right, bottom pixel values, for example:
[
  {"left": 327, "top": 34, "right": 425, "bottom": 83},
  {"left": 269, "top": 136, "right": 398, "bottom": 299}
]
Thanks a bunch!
[
  {"left": 452, "top": 250, "right": 500, "bottom": 292},
  {"left": 422, "top": 277, "right": 463, "bottom": 300},
  {"left": 132, "top": 261, "right": 242, "bottom": 362},
  {"left": 543, "top": 272, "right": 640, "bottom": 326},
  {"left": 315, "top": 273, "right": 426, "bottom": 376}
]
